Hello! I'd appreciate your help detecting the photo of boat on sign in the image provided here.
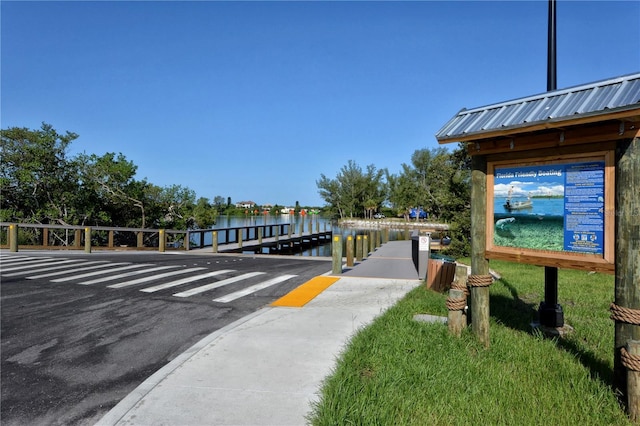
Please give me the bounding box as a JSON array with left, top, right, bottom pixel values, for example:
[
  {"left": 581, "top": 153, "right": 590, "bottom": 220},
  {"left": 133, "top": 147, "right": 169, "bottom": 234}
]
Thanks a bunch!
[
  {"left": 492, "top": 161, "right": 605, "bottom": 254},
  {"left": 504, "top": 186, "right": 533, "bottom": 212}
]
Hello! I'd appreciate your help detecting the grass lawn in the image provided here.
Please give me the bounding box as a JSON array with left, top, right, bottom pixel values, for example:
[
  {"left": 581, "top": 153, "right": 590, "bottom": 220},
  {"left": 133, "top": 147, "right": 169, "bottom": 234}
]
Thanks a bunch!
[{"left": 308, "top": 260, "right": 629, "bottom": 425}]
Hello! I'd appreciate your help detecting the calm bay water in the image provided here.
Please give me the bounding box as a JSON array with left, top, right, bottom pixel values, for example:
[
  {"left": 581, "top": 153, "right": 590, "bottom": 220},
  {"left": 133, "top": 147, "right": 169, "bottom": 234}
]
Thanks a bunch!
[{"left": 192, "top": 215, "right": 410, "bottom": 257}]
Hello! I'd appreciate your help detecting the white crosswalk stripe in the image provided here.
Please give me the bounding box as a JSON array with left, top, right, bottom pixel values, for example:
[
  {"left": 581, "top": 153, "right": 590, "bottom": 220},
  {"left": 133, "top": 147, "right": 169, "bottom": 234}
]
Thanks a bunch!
[
  {"left": 3, "top": 261, "right": 109, "bottom": 277},
  {"left": 139, "top": 270, "right": 235, "bottom": 293},
  {"left": 1, "top": 256, "right": 54, "bottom": 267},
  {"left": 107, "top": 267, "right": 209, "bottom": 289},
  {"left": 213, "top": 274, "right": 297, "bottom": 303},
  {"left": 78, "top": 265, "right": 183, "bottom": 285},
  {"left": 173, "top": 272, "right": 266, "bottom": 298},
  {"left": 51, "top": 264, "right": 153, "bottom": 282},
  {"left": 1, "top": 258, "right": 75, "bottom": 272},
  {"left": 26, "top": 262, "right": 129, "bottom": 279}
]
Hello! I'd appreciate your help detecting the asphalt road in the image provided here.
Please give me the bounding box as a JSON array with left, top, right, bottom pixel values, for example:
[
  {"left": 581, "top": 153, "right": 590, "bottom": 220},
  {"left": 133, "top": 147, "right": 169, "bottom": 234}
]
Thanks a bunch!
[{"left": 0, "top": 250, "right": 332, "bottom": 426}]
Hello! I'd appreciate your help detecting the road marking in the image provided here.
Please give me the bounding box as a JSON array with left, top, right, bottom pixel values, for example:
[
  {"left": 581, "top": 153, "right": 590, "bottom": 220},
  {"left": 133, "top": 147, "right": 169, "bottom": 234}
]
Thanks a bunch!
[
  {"left": 51, "top": 264, "right": 152, "bottom": 282},
  {"left": 26, "top": 262, "right": 131, "bottom": 279},
  {"left": 271, "top": 276, "right": 340, "bottom": 307},
  {"left": 1, "top": 258, "right": 73, "bottom": 272},
  {"left": 78, "top": 265, "right": 181, "bottom": 285},
  {"left": 3, "top": 260, "right": 107, "bottom": 277},
  {"left": 213, "top": 274, "right": 297, "bottom": 303},
  {"left": 107, "top": 267, "right": 209, "bottom": 289},
  {"left": 173, "top": 272, "right": 265, "bottom": 297},
  {"left": 0, "top": 257, "right": 55, "bottom": 267},
  {"left": 139, "top": 270, "right": 236, "bottom": 293}
]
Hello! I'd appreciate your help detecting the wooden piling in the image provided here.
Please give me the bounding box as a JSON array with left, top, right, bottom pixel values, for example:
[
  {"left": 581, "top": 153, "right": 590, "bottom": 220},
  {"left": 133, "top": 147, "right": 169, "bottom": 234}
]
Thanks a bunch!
[
  {"left": 346, "top": 235, "right": 354, "bottom": 267},
  {"left": 212, "top": 231, "right": 218, "bottom": 253},
  {"left": 108, "top": 231, "right": 114, "bottom": 248},
  {"left": 332, "top": 235, "right": 342, "bottom": 274},
  {"left": 137, "top": 231, "right": 143, "bottom": 248},
  {"left": 42, "top": 228, "right": 49, "bottom": 247},
  {"left": 74, "top": 229, "right": 82, "bottom": 248},
  {"left": 84, "top": 227, "right": 91, "bottom": 253},
  {"left": 356, "top": 235, "right": 363, "bottom": 261},
  {"left": 362, "top": 235, "right": 369, "bottom": 259},
  {"left": 9, "top": 224, "right": 18, "bottom": 252},
  {"left": 159, "top": 229, "right": 165, "bottom": 252}
]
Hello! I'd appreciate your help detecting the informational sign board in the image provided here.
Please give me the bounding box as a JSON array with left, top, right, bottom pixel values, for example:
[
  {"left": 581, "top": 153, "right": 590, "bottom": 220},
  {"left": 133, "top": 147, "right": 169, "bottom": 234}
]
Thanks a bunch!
[{"left": 486, "top": 151, "right": 614, "bottom": 271}]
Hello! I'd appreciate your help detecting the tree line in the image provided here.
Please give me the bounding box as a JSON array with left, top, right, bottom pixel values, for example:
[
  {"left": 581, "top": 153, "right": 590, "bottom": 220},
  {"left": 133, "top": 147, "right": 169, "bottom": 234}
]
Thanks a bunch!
[
  {"left": 0, "top": 123, "right": 252, "bottom": 231},
  {"left": 316, "top": 146, "right": 471, "bottom": 256}
]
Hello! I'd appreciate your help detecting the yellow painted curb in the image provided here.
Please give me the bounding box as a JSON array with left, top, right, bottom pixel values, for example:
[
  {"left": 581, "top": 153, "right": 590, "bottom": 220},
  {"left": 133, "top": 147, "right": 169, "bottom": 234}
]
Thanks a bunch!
[{"left": 271, "top": 276, "right": 340, "bottom": 308}]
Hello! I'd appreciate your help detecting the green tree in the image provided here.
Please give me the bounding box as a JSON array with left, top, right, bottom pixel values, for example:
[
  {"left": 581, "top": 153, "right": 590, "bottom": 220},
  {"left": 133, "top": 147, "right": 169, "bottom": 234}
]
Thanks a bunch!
[
  {"left": 317, "top": 160, "right": 387, "bottom": 219},
  {"left": 77, "top": 152, "right": 150, "bottom": 227},
  {"left": 192, "top": 197, "right": 217, "bottom": 229},
  {"left": 1, "top": 123, "right": 82, "bottom": 225}
]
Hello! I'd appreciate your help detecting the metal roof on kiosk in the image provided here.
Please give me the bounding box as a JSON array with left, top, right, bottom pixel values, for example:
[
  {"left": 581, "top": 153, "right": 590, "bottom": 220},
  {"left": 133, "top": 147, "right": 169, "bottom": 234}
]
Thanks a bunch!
[{"left": 436, "top": 72, "right": 640, "bottom": 143}]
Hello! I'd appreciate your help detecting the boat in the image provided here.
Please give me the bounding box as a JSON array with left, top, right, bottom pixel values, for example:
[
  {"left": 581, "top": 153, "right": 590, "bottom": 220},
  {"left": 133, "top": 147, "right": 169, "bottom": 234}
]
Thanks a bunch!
[
  {"left": 503, "top": 187, "right": 533, "bottom": 211},
  {"left": 504, "top": 198, "right": 533, "bottom": 211}
]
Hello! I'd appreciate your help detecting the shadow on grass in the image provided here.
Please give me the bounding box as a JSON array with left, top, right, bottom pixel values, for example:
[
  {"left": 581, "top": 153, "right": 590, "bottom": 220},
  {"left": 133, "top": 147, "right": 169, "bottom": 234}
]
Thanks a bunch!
[
  {"left": 489, "top": 278, "right": 537, "bottom": 332},
  {"left": 489, "top": 278, "right": 614, "bottom": 386}
]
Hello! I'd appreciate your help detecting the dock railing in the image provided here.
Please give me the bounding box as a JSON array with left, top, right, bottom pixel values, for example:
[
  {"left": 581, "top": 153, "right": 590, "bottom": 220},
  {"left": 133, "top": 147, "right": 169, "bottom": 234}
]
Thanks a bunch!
[{"left": 0, "top": 222, "right": 331, "bottom": 254}]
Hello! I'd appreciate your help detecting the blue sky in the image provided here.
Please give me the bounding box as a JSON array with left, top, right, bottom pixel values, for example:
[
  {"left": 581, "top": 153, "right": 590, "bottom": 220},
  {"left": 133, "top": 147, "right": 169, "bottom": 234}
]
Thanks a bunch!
[{"left": 2, "top": 1, "right": 639, "bottom": 207}]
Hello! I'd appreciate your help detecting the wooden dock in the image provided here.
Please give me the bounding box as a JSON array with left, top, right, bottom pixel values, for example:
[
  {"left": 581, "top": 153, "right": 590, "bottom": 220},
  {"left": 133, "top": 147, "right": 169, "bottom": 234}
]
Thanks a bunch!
[
  {"left": 185, "top": 223, "right": 333, "bottom": 255},
  {"left": 212, "top": 230, "right": 333, "bottom": 254}
]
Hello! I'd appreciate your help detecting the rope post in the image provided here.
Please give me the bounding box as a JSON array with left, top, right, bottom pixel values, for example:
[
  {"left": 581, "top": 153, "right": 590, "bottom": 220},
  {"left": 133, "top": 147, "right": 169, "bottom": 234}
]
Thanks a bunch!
[
  {"left": 625, "top": 340, "right": 640, "bottom": 421},
  {"left": 332, "top": 234, "right": 342, "bottom": 274},
  {"left": 84, "top": 227, "right": 92, "bottom": 253},
  {"left": 447, "top": 288, "right": 466, "bottom": 337},
  {"left": 212, "top": 231, "right": 218, "bottom": 253},
  {"left": 9, "top": 224, "right": 18, "bottom": 252}
]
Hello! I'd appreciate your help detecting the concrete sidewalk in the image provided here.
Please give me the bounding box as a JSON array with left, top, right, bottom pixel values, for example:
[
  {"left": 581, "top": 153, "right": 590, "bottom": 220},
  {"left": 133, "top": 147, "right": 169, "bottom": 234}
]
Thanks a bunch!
[{"left": 97, "top": 241, "right": 421, "bottom": 426}]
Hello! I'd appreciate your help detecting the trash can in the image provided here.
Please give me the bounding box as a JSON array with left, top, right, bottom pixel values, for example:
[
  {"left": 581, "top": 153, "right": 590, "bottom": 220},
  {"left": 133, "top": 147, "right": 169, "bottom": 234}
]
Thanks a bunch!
[{"left": 426, "top": 253, "right": 456, "bottom": 292}]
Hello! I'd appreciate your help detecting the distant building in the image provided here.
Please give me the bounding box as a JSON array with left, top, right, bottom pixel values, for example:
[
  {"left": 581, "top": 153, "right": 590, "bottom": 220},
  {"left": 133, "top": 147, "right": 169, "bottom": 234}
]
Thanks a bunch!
[{"left": 235, "top": 201, "right": 256, "bottom": 209}]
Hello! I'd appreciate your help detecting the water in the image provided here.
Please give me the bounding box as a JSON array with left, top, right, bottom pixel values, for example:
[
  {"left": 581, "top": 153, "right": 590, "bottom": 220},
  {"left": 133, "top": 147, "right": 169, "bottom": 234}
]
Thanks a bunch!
[{"left": 191, "top": 215, "right": 411, "bottom": 257}]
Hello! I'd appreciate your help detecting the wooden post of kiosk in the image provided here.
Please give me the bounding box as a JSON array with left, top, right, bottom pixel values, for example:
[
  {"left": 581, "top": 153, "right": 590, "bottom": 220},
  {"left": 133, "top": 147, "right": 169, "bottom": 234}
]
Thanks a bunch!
[
  {"left": 613, "top": 137, "right": 640, "bottom": 412},
  {"left": 470, "top": 155, "right": 490, "bottom": 347}
]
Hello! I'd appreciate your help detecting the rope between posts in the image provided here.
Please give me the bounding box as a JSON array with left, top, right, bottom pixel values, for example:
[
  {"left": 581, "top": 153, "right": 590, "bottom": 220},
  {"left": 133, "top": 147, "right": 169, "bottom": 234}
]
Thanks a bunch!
[
  {"left": 610, "top": 303, "right": 640, "bottom": 325},
  {"left": 446, "top": 297, "right": 467, "bottom": 311},
  {"left": 468, "top": 274, "right": 493, "bottom": 287},
  {"left": 621, "top": 347, "right": 640, "bottom": 372}
]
